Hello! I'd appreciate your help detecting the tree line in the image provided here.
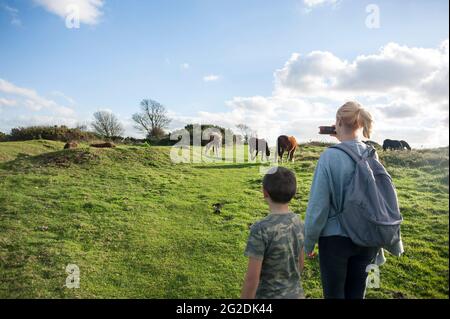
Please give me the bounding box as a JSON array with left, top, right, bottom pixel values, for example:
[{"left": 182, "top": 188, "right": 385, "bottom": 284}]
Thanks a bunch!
[
  {"left": 0, "top": 98, "right": 254, "bottom": 145},
  {"left": 90, "top": 99, "right": 172, "bottom": 140}
]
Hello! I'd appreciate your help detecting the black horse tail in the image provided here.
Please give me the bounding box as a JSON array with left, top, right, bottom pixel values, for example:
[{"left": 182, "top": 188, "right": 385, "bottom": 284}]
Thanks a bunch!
[{"left": 277, "top": 138, "right": 282, "bottom": 160}]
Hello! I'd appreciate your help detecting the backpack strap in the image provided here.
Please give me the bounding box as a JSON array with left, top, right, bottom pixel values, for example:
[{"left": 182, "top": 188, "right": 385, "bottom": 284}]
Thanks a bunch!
[
  {"left": 330, "top": 143, "right": 377, "bottom": 163},
  {"left": 329, "top": 143, "right": 362, "bottom": 163},
  {"left": 365, "top": 146, "right": 378, "bottom": 160}
]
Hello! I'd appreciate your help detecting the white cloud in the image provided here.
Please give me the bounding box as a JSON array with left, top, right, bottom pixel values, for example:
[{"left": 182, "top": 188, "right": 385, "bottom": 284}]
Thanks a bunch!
[
  {"left": 33, "top": 0, "right": 104, "bottom": 25},
  {"left": 0, "top": 80, "right": 135, "bottom": 137},
  {"left": 1, "top": 39, "right": 447, "bottom": 148},
  {"left": 301, "top": 0, "right": 340, "bottom": 13},
  {"left": 303, "top": 0, "right": 338, "bottom": 8},
  {"left": 275, "top": 41, "right": 449, "bottom": 102},
  {"left": 0, "top": 98, "right": 17, "bottom": 107},
  {"left": 0, "top": 78, "right": 75, "bottom": 116},
  {"left": 0, "top": 79, "right": 135, "bottom": 137},
  {"left": 1, "top": 114, "right": 79, "bottom": 129},
  {"left": 274, "top": 40, "right": 449, "bottom": 116},
  {"left": 180, "top": 63, "right": 190, "bottom": 70},
  {"left": 168, "top": 40, "right": 449, "bottom": 148},
  {"left": 2, "top": 4, "right": 22, "bottom": 26},
  {"left": 376, "top": 102, "right": 420, "bottom": 119},
  {"left": 203, "top": 74, "right": 220, "bottom": 82},
  {"left": 275, "top": 51, "right": 347, "bottom": 96},
  {"left": 51, "top": 91, "right": 76, "bottom": 105}
]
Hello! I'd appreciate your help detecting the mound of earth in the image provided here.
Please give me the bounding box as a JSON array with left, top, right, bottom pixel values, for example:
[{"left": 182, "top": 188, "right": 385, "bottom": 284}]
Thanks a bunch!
[
  {"left": 3, "top": 149, "right": 100, "bottom": 170},
  {"left": 39, "top": 150, "right": 99, "bottom": 167},
  {"left": 64, "top": 142, "right": 79, "bottom": 149},
  {"left": 90, "top": 142, "right": 115, "bottom": 148}
]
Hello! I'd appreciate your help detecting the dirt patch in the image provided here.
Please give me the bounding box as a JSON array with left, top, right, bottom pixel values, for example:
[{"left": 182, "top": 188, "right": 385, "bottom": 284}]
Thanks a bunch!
[
  {"left": 90, "top": 142, "right": 115, "bottom": 148},
  {"left": 40, "top": 150, "right": 99, "bottom": 167},
  {"left": 392, "top": 291, "right": 407, "bottom": 299},
  {"left": 64, "top": 142, "right": 79, "bottom": 149}
]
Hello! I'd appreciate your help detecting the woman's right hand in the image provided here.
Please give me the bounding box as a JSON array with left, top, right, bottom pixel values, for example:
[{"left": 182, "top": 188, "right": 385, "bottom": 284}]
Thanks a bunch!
[
  {"left": 307, "top": 251, "right": 317, "bottom": 259},
  {"left": 330, "top": 125, "right": 338, "bottom": 139}
]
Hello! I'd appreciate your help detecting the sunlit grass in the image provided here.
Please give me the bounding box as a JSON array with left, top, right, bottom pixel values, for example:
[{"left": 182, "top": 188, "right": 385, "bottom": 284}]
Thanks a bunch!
[{"left": 0, "top": 140, "right": 448, "bottom": 298}]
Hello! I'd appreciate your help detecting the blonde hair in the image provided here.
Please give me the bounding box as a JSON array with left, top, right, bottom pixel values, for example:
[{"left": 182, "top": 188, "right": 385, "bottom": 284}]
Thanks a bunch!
[{"left": 337, "top": 101, "right": 373, "bottom": 139}]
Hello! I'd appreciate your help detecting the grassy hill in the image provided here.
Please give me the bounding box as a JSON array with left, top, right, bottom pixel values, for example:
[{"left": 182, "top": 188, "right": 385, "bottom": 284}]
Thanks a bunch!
[
  {"left": 0, "top": 140, "right": 448, "bottom": 298},
  {"left": 0, "top": 140, "right": 63, "bottom": 162}
]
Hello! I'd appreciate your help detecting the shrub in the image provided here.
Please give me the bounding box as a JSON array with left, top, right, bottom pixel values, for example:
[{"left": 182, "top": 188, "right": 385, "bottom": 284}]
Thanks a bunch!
[
  {"left": 147, "top": 135, "right": 179, "bottom": 146},
  {"left": 301, "top": 141, "right": 335, "bottom": 147},
  {"left": 0, "top": 131, "right": 6, "bottom": 142},
  {"left": 182, "top": 124, "right": 235, "bottom": 146},
  {"left": 149, "top": 127, "right": 166, "bottom": 140},
  {"left": 380, "top": 148, "right": 449, "bottom": 169},
  {"left": 121, "top": 137, "right": 147, "bottom": 145},
  {"left": 8, "top": 125, "right": 98, "bottom": 142}
]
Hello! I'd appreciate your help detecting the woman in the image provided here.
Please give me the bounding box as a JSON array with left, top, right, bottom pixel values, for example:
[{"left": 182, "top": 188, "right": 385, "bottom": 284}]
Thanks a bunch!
[{"left": 304, "top": 101, "right": 380, "bottom": 299}]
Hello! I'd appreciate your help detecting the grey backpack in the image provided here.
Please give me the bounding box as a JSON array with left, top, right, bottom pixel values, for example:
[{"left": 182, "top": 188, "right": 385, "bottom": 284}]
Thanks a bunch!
[{"left": 330, "top": 143, "right": 403, "bottom": 248}]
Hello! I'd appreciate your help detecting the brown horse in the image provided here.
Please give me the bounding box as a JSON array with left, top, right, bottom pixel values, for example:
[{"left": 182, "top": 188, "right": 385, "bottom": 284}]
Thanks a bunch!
[{"left": 277, "top": 135, "right": 298, "bottom": 162}]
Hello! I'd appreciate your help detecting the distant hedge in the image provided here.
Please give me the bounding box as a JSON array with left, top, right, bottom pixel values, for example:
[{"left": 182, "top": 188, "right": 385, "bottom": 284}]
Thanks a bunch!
[
  {"left": 0, "top": 124, "right": 239, "bottom": 146},
  {"left": 6, "top": 126, "right": 99, "bottom": 142},
  {"left": 179, "top": 124, "right": 236, "bottom": 146},
  {"left": 148, "top": 135, "right": 180, "bottom": 146}
]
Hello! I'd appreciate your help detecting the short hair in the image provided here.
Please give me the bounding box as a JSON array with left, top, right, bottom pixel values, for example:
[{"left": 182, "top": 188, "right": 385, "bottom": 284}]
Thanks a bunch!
[{"left": 263, "top": 167, "right": 297, "bottom": 204}]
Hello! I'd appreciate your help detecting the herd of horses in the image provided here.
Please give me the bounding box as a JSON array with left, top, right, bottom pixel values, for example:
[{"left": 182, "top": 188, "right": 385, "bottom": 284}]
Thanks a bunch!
[
  {"left": 204, "top": 133, "right": 298, "bottom": 162},
  {"left": 204, "top": 133, "right": 411, "bottom": 162},
  {"left": 205, "top": 134, "right": 299, "bottom": 162},
  {"left": 382, "top": 139, "right": 411, "bottom": 151},
  {"left": 248, "top": 136, "right": 298, "bottom": 162}
]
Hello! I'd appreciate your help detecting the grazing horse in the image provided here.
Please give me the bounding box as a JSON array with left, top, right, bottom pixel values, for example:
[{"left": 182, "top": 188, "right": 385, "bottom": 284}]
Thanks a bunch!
[
  {"left": 204, "top": 132, "right": 223, "bottom": 156},
  {"left": 400, "top": 140, "right": 412, "bottom": 150},
  {"left": 383, "top": 139, "right": 410, "bottom": 151},
  {"left": 248, "top": 137, "right": 270, "bottom": 160},
  {"left": 277, "top": 135, "right": 298, "bottom": 162}
]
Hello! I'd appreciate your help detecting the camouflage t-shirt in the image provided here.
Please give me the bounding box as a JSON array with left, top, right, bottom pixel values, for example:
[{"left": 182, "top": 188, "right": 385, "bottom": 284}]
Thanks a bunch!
[{"left": 244, "top": 212, "right": 305, "bottom": 299}]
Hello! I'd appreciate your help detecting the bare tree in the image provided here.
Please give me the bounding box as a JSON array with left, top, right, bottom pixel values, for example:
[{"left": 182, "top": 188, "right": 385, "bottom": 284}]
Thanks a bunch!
[
  {"left": 236, "top": 124, "right": 253, "bottom": 144},
  {"left": 132, "top": 99, "right": 171, "bottom": 139},
  {"left": 75, "top": 122, "right": 89, "bottom": 132},
  {"left": 91, "top": 111, "right": 124, "bottom": 138}
]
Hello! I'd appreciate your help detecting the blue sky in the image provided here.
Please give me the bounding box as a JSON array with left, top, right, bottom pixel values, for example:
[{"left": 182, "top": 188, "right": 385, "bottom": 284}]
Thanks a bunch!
[{"left": 0, "top": 0, "right": 449, "bottom": 146}]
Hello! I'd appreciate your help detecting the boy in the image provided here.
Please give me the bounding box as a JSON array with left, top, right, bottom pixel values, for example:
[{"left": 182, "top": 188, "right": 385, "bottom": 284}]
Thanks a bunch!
[{"left": 241, "top": 167, "right": 305, "bottom": 299}]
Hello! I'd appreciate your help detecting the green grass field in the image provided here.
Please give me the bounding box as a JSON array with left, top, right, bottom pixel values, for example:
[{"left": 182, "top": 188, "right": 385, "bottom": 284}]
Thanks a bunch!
[{"left": 0, "top": 140, "right": 448, "bottom": 298}]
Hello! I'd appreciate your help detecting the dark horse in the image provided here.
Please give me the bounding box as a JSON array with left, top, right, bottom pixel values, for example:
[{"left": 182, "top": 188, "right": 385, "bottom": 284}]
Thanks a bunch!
[
  {"left": 248, "top": 137, "right": 270, "bottom": 160},
  {"left": 383, "top": 139, "right": 411, "bottom": 151},
  {"left": 400, "top": 140, "right": 412, "bottom": 150},
  {"left": 277, "top": 135, "right": 298, "bottom": 162}
]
